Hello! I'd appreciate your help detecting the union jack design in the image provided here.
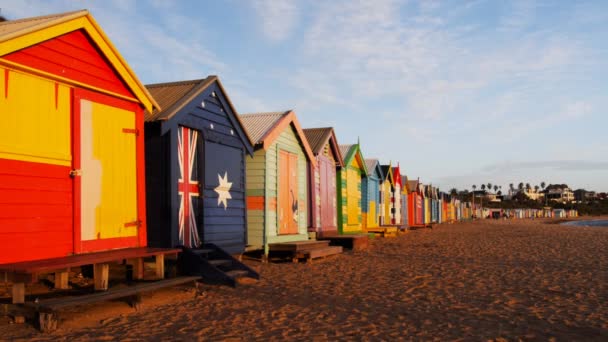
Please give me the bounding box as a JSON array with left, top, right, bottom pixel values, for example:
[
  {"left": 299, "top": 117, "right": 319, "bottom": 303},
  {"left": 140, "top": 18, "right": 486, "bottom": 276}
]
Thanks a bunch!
[{"left": 178, "top": 126, "right": 201, "bottom": 248}]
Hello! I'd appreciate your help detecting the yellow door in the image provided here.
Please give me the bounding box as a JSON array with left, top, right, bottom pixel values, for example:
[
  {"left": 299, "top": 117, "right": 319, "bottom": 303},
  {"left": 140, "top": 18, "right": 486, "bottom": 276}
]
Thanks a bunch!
[{"left": 77, "top": 93, "right": 139, "bottom": 251}]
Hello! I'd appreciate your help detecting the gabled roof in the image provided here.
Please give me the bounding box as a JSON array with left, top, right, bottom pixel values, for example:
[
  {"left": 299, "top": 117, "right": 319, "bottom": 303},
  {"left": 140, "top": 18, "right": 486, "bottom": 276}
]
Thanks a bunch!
[
  {"left": 380, "top": 164, "right": 394, "bottom": 184},
  {"left": 240, "top": 111, "right": 289, "bottom": 144},
  {"left": 364, "top": 158, "right": 384, "bottom": 179},
  {"left": 303, "top": 127, "right": 344, "bottom": 167},
  {"left": 240, "top": 110, "right": 315, "bottom": 165},
  {"left": 407, "top": 180, "right": 419, "bottom": 193},
  {"left": 144, "top": 76, "right": 253, "bottom": 155},
  {"left": 145, "top": 77, "right": 214, "bottom": 121},
  {"left": 0, "top": 10, "right": 159, "bottom": 112},
  {"left": 339, "top": 144, "right": 368, "bottom": 176}
]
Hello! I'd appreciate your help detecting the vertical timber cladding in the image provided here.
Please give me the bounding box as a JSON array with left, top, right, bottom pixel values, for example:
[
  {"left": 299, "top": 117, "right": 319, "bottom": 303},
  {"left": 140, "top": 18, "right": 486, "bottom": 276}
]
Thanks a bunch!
[
  {"left": 302, "top": 127, "right": 343, "bottom": 237},
  {"left": 74, "top": 88, "right": 143, "bottom": 253},
  {"left": 144, "top": 77, "right": 252, "bottom": 255},
  {"left": 241, "top": 111, "right": 314, "bottom": 252},
  {"left": 0, "top": 11, "right": 157, "bottom": 263},
  {"left": 337, "top": 144, "right": 367, "bottom": 234},
  {"left": 270, "top": 128, "right": 307, "bottom": 237},
  {"left": 363, "top": 159, "right": 382, "bottom": 230}
]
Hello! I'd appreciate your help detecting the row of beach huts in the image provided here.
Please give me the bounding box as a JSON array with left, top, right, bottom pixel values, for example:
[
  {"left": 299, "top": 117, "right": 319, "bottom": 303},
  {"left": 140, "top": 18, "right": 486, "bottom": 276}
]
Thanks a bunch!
[{"left": 0, "top": 10, "right": 577, "bottom": 326}]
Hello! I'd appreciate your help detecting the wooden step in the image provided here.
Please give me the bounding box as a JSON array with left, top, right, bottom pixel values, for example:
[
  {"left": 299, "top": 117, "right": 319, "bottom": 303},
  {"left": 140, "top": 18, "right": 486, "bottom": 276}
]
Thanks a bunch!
[
  {"left": 307, "top": 246, "right": 342, "bottom": 259},
  {"left": 224, "top": 270, "right": 249, "bottom": 279},
  {"left": 268, "top": 240, "right": 330, "bottom": 252},
  {"left": 208, "top": 259, "right": 231, "bottom": 267}
]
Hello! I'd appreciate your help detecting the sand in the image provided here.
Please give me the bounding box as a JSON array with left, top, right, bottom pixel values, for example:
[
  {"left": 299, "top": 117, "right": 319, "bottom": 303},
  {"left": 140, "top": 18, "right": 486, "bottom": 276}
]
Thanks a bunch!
[{"left": 1, "top": 219, "right": 607, "bottom": 341}]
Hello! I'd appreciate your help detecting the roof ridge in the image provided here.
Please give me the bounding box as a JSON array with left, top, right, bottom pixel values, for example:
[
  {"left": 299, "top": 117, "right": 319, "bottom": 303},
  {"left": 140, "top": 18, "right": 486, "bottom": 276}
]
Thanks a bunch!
[
  {"left": 0, "top": 9, "right": 87, "bottom": 26},
  {"left": 240, "top": 110, "right": 290, "bottom": 117},
  {"left": 145, "top": 77, "right": 213, "bottom": 88}
]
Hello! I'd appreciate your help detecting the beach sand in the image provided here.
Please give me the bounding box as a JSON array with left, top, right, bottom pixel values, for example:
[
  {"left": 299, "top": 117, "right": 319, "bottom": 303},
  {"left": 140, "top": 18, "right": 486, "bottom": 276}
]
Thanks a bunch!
[{"left": 2, "top": 219, "right": 607, "bottom": 341}]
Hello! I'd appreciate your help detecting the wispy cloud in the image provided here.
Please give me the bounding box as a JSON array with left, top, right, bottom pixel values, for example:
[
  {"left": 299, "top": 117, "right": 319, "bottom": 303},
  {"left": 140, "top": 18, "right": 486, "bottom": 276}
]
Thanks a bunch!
[{"left": 251, "top": 0, "right": 300, "bottom": 42}]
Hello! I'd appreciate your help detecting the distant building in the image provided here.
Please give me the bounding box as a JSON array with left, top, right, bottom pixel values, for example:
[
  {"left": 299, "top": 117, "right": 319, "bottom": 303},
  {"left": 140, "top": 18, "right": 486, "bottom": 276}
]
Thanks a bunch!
[
  {"left": 521, "top": 188, "right": 544, "bottom": 201},
  {"left": 574, "top": 189, "right": 596, "bottom": 202},
  {"left": 546, "top": 187, "right": 574, "bottom": 203}
]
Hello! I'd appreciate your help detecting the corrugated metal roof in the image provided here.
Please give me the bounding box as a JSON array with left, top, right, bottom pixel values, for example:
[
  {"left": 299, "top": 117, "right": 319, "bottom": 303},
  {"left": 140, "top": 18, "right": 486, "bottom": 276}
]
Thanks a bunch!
[
  {"left": 303, "top": 127, "right": 333, "bottom": 155},
  {"left": 0, "top": 9, "right": 87, "bottom": 40},
  {"left": 407, "top": 180, "right": 419, "bottom": 192},
  {"left": 145, "top": 77, "right": 214, "bottom": 121},
  {"left": 239, "top": 111, "right": 290, "bottom": 144},
  {"left": 365, "top": 158, "right": 379, "bottom": 173},
  {"left": 339, "top": 144, "right": 354, "bottom": 159}
]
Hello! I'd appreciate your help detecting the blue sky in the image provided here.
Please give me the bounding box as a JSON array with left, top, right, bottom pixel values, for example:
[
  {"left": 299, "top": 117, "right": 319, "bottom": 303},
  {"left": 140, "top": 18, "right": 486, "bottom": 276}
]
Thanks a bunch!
[{"left": 2, "top": 0, "right": 607, "bottom": 192}]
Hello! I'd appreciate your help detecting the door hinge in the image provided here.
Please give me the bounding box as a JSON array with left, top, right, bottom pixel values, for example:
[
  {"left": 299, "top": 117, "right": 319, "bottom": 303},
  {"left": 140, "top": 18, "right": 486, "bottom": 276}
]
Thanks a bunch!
[
  {"left": 124, "top": 220, "right": 142, "bottom": 228},
  {"left": 69, "top": 169, "right": 82, "bottom": 178},
  {"left": 122, "top": 128, "right": 139, "bottom": 136}
]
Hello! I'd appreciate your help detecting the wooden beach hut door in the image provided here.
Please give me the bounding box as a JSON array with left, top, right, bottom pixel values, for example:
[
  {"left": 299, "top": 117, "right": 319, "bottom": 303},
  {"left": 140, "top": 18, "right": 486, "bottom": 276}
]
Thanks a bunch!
[
  {"left": 177, "top": 126, "right": 203, "bottom": 248},
  {"left": 74, "top": 89, "right": 142, "bottom": 253},
  {"left": 319, "top": 157, "right": 335, "bottom": 229},
  {"left": 279, "top": 150, "right": 299, "bottom": 235}
]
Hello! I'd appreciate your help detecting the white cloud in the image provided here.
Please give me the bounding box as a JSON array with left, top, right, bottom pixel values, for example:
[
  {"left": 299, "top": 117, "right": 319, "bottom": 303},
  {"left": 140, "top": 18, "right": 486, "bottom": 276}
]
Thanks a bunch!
[{"left": 251, "top": 0, "right": 300, "bottom": 42}]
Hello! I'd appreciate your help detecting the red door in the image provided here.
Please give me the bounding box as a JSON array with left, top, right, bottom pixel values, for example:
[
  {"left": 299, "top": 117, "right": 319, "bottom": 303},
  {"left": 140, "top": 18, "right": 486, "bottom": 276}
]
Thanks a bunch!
[{"left": 278, "top": 151, "right": 299, "bottom": 235}]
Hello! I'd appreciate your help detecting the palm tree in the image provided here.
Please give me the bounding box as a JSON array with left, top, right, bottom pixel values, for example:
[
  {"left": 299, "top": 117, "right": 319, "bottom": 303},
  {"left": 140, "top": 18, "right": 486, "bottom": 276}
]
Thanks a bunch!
[
  {"left": 540, "top": 181, "right": 547, "bottom": 205},
  {"left": 487, "top": 183, "right": 492, "bottom": 192},
  {"left": 481, "top": 184, "right": 486, "bottom": 192},
  {"left": 525, "top": 183, "right": 531, "bottom": 191},
  {"left": 493, "top": 185, "right": 498, "bottom": 193},
  {"left": 518, "top": 182, "right": 524, "bottom": 191}
]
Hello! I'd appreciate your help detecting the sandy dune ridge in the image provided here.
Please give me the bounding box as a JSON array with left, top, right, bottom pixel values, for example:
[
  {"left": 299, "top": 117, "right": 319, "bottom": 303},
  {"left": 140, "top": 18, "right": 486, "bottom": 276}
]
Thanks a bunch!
[{"left": 1, "top": 219, "right": 607, "bottom": 341}]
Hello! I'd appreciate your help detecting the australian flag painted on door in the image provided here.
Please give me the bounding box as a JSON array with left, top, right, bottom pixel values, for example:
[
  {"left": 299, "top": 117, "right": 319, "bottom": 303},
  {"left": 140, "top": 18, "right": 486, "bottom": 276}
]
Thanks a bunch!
[
  {"left": 177, "top": 126, "right": 201, "bottom": 248},
  {"left": 144, "top": 77, "right": 254, "bottom": 254}
]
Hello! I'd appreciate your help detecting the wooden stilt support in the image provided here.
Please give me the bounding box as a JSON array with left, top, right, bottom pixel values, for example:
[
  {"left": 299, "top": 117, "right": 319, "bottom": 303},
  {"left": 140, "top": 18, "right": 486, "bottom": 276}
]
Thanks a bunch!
[
  {"left": 94, "top": 264, "right": 109, "bottom": 291},
  {"left": 155, "top": 254, "right": 165, "bottom": 279},
  {"left": 127, "top": 258, "right": 144, "bottom": 280},
  {"left": 54, "top": 271, "right": 69, "bottom": 290},
  {"left": 12, "top": 283, "right": 25, "bottom": 304}
]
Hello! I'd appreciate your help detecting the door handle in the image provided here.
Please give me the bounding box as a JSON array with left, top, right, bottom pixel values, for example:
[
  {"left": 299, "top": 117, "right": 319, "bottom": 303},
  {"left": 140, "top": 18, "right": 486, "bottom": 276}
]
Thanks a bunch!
[{"left": 69, "top": 169, "right": 82, "bottom": 178}]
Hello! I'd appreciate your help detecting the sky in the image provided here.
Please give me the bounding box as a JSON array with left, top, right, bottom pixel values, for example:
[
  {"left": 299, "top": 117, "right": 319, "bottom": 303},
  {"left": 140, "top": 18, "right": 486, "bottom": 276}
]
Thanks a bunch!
[{"left": 1, "top": 0, "right": 606, "bottom": 192}]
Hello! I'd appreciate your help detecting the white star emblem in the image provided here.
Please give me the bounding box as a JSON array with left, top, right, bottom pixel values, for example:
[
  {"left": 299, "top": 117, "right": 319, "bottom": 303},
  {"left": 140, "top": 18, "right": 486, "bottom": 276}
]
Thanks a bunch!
[{"left": 214, "top": 172, "right": 232, "bottom": 209}]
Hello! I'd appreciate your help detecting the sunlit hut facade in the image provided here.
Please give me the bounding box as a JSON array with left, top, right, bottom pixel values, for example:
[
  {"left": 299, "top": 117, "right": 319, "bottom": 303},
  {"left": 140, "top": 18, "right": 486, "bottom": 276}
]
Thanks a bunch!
[
  {"left": 0, "top": 10, "right": 159, "bottom": 264},
  {"left": 424, "top": 185, "right": 432, "bottom": 225},
  {"left": 379, "top": 164, "right": 394, "bottom": 226},
  {"left": 144, "top": 76, "right": 253, "bottom": 254},
  {"left": 390, "top": 164, "right": 403, "bottom": 226},
  {"left": 407, "top": 179, "right": 424, "bottom": 227},
  {"left": 362, "top": 159, "right": 384, "bottom": 231},
  {"left": 337, "top": 144, "right": 368, "bottom": 234},
  {"left": 400, "top": 174, "right": 409, "bottom": 229},
  {"left": 240, "top": 111, "right": 315, "bottom": 255},
  {"left": 303, "top": 127, "right": 344, "bottom": 238}
]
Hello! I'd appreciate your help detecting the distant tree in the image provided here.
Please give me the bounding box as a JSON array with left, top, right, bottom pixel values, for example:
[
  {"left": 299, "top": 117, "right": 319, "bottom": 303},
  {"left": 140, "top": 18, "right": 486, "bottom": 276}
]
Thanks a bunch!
[
  {"left": 525, "top": 183, "right": 531, "bottom": 191},
  {"left": 534, "top": 185, "right": 539, "bottom": 192},
  {"left": 497, "top": 190, "right": 502, "bottom": 196},
  {"left": 540, "top": 181, "right": 546, "bottom": 191},
  {"left": 493, "top": 185, "right": 498, "bottom": 193},
  {"left": 481, "top": 184, "right": 486, "bottom": 191},
  {"left": 487, "top": 183, "right": 492, "bottom": 192},
  {"left": 450, "top": 188, "right": 458, "bottom": 196},
  {"left": 518, "top": 182, "right": 524, "bottom": 191}
]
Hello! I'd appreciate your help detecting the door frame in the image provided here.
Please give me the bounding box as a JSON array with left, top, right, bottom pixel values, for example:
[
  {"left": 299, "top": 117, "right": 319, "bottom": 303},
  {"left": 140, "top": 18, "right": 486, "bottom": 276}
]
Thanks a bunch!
[{"left": 72, "top": 87, "right": 146, "bottom": 254}]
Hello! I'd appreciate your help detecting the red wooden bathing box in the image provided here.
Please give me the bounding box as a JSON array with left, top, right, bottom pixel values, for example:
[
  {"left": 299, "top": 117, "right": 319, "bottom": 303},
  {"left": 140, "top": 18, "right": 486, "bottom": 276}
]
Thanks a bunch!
[{"left": 0, "top": 10, "right": 159, "bottom": 264}]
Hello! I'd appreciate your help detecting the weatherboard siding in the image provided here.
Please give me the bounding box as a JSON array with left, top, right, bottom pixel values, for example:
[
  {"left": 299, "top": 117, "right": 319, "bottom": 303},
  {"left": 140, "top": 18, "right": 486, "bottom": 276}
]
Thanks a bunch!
[
  {"left": 338, "top": 155, "right": 364, "bottom": 234},
  {"left": 146, "top": 82, "right": 250, "bottom": 254}
]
